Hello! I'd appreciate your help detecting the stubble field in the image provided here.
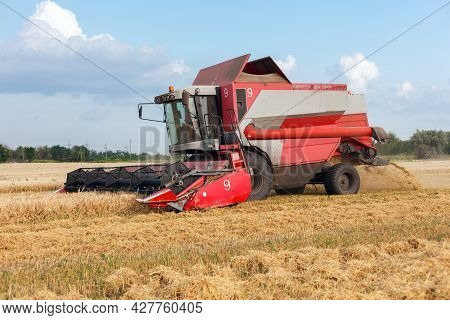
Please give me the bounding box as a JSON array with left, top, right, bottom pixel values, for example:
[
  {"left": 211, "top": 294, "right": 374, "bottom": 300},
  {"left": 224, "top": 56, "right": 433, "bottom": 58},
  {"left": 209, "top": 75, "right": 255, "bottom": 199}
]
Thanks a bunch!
[{"left": 0, "top": 160, "right": 449, "bottom": 299}]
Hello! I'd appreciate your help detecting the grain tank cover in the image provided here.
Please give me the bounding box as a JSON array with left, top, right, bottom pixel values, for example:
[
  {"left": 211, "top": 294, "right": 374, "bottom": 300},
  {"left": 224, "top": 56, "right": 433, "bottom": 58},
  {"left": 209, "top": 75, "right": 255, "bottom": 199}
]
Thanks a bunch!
[
  {"left": 193, "top": 54, "right": 291, "bottom": 86},
  {"left": 240, "top": 56, "right": 291, "bottom": 84},
  {"left": 193, "top": 54, "right": 250, "bottom": 86}
]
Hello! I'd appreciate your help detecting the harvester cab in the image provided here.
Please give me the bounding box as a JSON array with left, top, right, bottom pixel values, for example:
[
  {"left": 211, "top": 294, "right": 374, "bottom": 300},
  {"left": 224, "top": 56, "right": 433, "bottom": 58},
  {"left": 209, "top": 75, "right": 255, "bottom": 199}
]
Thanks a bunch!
[
  {"left": 62, "top": 53, "right": 389, "bottom": 211},
  {"left": 139, "top": 85, "right": 224, "bottom": 154}
]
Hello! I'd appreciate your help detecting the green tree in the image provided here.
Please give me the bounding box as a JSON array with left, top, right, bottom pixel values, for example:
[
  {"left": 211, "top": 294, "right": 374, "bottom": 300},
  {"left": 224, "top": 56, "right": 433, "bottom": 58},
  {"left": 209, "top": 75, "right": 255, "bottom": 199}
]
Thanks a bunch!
[
  {"left": 376, "top": 132, "right": 411, "bottom": 155},
  {"left": 50, "top": 145, "right": 70, "bottom": 161},
  {"left": 70, "top": 145, "right": 90, "bottom": 162},
  {"left": 35, "top": 146, "right": 51, "bottom": 160},
  {"left": 0, "top": 144, "right": 10, "bottom": 163},
  {"left": 410, "top": 130, "right": 448, "bottom": 159},
  {"left": 15, "top": 146, "right": 36, "bottom": 162},
  {"left": 23, "top": 147, "right": 36, "bottom": 162},
  {"left": 447, "top": 132, "right": 450, "bottom": 154}
]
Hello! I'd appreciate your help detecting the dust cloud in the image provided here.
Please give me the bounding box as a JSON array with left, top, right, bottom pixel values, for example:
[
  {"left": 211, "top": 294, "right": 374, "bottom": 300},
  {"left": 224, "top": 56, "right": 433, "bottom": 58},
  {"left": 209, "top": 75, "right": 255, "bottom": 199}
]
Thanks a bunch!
[{"left": 357, "top": 162, "right": 421, "bottom": 192}]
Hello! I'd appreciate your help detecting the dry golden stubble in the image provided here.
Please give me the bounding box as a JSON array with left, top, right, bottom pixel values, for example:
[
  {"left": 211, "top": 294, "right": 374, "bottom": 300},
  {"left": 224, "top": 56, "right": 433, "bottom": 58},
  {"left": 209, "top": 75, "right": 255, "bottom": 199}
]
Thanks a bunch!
[{"left": 0, "top": 160, "right": 448, "bottom": 300}]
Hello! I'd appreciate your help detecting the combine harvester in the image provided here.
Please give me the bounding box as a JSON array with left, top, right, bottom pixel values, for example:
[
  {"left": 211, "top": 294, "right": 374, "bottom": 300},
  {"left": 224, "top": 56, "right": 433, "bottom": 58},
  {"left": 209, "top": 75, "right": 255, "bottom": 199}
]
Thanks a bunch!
[{"left": 62, "top": 54, "right": 389, "bottom": 211}]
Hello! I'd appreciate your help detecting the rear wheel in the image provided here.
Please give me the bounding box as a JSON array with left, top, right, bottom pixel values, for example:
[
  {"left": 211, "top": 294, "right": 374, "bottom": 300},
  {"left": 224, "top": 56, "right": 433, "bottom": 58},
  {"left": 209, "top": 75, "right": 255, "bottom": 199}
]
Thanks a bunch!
[
  {"left": 324, "top": 163, "right": 360, "bottom": 195},
  {"left": 245, "top": 151, "right": 273, "bottom": 201},
  {"left": 275, "top": 185, "right": 306, "bottom": 195}
]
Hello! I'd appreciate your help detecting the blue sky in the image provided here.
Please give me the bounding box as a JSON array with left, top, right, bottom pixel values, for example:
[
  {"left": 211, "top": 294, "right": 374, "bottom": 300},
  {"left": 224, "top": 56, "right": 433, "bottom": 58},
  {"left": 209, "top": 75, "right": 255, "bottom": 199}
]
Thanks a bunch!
[{"left": 0, "top": 0, "right": 449, "bottom": 152}]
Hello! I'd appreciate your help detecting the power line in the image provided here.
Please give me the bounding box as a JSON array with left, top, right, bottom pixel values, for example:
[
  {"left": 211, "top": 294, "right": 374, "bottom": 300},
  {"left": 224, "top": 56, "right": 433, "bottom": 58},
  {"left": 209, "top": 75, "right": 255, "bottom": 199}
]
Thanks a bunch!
[
  {"left": 0, "top": 1, "right": 202, "bottom": 133},
  {"left": 264, "top": 1, "right": 450, "bottom": 126}
]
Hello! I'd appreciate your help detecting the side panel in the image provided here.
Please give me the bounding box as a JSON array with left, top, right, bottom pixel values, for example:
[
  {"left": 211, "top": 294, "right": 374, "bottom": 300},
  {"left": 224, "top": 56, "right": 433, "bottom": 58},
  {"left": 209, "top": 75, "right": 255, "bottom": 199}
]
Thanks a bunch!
[
  {"left": 279, "top": 115, "right": 340, "bottom": 165},
  {"left": 280, "top": 137, "right": 340, "bottom": 165},
  {"left": 221, "top": 82, "right": 294, "bottom": 132},
  {"left": 234, "top": 82, "right": 294, "bottom": 111},
  {"left": 238, "top": 88, "right": 372, "bottom": 167},
  {"left": 220, "top": 83, "right": 237, "bottom": 131},
  {"left": 241, "top": 90, "right": 367, "bottom": 127},
  {"left": 336, "top": 113, "right": 374, "bottom": 148},
  {"left": 183, "top": 170, "right": 251, "bottom": 210}
]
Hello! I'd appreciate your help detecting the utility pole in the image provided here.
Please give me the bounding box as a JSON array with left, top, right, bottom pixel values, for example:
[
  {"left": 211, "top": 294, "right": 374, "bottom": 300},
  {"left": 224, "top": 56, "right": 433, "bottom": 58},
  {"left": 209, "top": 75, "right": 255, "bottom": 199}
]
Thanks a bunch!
[
  {"left": 129, "top": 139, "right": 132, "bottom": 160},
  {"left": 104, "top": 143, "right": 108, "bottom": 161},
  {"left": 85, "top": 139, "right": 89, "bottom": 162}
]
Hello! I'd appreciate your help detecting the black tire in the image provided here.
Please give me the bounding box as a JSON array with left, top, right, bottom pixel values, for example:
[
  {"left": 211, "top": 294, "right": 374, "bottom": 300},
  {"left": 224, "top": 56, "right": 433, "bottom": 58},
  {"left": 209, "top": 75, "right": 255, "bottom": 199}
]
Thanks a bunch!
[
  {"left": 324, "top": 163, "right": 360, "bottom": 195},
  {"left": 275, "top": 185, "right": 306, "bottom": 195},
  {"left": 245, "top": 151, "right": 273, "bottom": 201}
]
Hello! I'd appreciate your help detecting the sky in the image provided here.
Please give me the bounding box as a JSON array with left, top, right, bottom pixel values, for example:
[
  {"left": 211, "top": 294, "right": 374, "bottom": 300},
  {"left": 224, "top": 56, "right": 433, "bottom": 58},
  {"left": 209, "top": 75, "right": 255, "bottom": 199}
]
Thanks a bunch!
[{"left": 0, "top": 0, "right": 449, "bottom": 153}]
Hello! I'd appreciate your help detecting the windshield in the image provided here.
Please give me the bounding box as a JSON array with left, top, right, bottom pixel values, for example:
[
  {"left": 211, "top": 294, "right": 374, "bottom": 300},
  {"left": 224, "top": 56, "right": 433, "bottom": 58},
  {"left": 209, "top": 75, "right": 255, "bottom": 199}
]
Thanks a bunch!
[
  {"left": 194, "top": 95, "right": 221, "bottom": 139},
  {"left": 164, "top": 99, "right": 201, "bottom": 145}
]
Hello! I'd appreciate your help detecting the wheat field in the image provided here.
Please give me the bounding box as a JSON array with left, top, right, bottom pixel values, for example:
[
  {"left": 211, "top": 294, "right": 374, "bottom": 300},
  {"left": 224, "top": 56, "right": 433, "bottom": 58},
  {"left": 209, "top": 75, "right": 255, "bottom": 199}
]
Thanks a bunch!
[{"left": 0, "top": 161, "right": 449, "bottom": 299}]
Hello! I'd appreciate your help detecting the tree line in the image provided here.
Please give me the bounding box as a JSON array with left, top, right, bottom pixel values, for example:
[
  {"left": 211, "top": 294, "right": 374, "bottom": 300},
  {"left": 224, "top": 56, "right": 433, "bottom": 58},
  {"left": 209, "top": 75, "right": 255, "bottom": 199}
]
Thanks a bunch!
[
  {"left": 376, "top": 130, "right": 450, "bottom": 159},
  {"left": 0, "top": 144, "right": 170, "bottom": 163},
  {"left": 0, "top": 129, "right": 449, "bottom": 163}
]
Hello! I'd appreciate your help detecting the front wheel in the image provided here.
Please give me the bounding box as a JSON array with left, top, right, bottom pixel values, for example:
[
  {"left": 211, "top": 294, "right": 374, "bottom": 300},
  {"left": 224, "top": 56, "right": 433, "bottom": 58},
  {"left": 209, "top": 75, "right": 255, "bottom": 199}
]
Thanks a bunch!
[
  {"left": 324, "top": 163, "right": 360, "bottom": 195},
  {"left": 245, "top": 151, "right": 273, "bottom": 201}
]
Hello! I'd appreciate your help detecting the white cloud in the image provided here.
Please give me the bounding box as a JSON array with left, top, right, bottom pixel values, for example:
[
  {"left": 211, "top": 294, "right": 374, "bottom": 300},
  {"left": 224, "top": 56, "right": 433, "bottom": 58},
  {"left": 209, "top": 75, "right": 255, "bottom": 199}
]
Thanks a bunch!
[
  {"left": 396, "top": 81, "right": 414, "bottom": 97},
  {"left": 19, "top": 0, "right": 115, "bottom": 53},
  {"left": 275, "top": 54, "right": 296, "bottom": 73},
  {"left": 340, "top": 53, "right": 379, "bottom": 92},
  {"left": 26, "top": 0, "right": 84, "bottom": 39},
  {"left": 168, "top": 60, "right": 191, "bottom": 75},
  {"left": 0, "top": 1, "right": 190, "bottom": 95}
]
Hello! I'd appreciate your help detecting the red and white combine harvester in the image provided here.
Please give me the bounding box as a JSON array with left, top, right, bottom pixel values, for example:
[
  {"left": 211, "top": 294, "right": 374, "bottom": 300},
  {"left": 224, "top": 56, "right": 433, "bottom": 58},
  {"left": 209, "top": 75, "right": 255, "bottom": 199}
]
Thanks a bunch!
[{"left": 62, "top": 54, "right": 389, "bottom": 211}]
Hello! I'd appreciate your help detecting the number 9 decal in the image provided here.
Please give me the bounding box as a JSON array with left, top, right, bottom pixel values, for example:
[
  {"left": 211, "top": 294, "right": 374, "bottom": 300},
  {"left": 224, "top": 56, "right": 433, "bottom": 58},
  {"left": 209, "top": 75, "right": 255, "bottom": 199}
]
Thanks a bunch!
[
  {"left": 247, "top": 88, "right": 253, "bottom": 98},
  {"left": 223, "top": 88, "right": 229, "bottom": 98},
  {"left": 224, "top": 179, "right": 231, "bottom": 191}
]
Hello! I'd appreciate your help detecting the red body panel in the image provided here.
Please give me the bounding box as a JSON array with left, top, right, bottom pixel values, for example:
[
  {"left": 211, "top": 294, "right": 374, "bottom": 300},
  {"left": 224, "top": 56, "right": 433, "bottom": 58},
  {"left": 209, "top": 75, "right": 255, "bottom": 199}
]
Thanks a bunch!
[
  {"left": 278, "top": 113, "right": 374, "bottom": 164},
  {"left": 183, "top": 170, "right": 251, "bottom": 210},
  {"left": 281, "top": 114, "right": 344, "bottom": 128},
  {"left": 138, "top": 169, "right": 251, "bottom": 211},
  {"left": 176, "top": 176, "right": 206, "bottom": 198},
  {"left": 220, "top": 83, "right": 238, "bottom": 131},
  {"left": 193, "top": 54, "right": 250, "bottom": 86},
  {"left": 234, "top": 82, "right": 293, "bottom": 110},
  {"left": 138, "top": 188, "right": 177, "bottom": 206},
  {"left": 336, "top": 113, "right": 373, "bottom": 148},
  {"left": 281, "top": 140, "right": 340, "bottom": 165},
  {"left": 244, "top": 113, "right": 375, "bottom": 166}
]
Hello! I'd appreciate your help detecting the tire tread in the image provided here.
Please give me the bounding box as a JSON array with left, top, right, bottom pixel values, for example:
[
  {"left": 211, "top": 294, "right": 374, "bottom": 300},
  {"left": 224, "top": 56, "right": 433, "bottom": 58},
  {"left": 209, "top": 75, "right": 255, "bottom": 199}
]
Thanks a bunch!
[
  {"left": 246, "top": 151, "right": 273, "bottom": 201},
  {"left": 324, "top": 163, "right": 360, "bottom": 195}
]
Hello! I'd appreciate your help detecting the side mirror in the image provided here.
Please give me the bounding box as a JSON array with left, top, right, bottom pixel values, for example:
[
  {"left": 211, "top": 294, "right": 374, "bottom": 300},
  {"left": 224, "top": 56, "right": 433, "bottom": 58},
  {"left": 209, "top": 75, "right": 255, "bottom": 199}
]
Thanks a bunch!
[
  {"left": 182, "top": 90, "right": 190, "bottom": 107},
  {"left": 137, "top": 103, "right": 167, "bottom": 123}
]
